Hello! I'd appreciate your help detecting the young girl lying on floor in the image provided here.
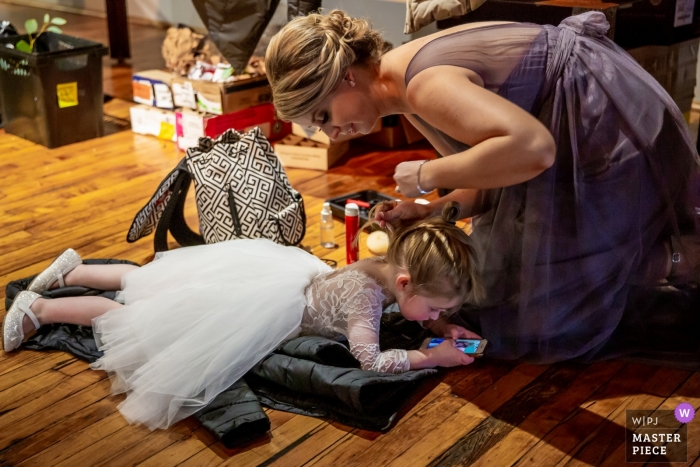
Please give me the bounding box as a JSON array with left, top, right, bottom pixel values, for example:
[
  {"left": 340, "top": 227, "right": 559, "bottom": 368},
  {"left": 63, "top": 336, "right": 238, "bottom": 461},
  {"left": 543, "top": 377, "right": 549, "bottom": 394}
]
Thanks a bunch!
[{"left": 3, "top": 202, "right": 483, "bottom": 430}]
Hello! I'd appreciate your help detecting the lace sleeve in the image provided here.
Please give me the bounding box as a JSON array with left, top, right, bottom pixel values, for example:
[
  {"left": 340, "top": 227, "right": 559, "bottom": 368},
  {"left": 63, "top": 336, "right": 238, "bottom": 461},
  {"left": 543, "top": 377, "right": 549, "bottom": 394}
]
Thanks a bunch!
[{"left": 345, "top": 284, "right": 411, "bottom": 374}]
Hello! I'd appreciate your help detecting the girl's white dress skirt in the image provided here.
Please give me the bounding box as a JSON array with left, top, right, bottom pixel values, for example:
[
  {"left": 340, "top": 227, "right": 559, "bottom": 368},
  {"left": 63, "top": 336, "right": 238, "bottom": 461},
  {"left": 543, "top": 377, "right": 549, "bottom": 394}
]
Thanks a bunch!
[{"left": 90, "top": 239, "right": 331, "bottom": 429}]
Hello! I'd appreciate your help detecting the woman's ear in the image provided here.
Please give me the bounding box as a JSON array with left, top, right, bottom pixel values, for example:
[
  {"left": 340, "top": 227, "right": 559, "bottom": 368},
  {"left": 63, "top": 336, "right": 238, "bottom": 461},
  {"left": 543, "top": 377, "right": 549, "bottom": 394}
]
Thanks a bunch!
[
  {"left": 395, "top": 274, "right": 410, "bottom": 292},
  {"left": 345, "top": 70, "right": 356, "bottom": 87}
]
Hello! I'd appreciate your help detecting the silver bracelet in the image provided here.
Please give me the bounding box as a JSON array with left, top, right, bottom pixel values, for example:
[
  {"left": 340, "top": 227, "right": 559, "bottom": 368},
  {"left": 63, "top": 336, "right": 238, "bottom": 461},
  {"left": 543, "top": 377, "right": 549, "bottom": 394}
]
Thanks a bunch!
[{"left": 416, "top": 160, "right": 433, "bottom": 195}]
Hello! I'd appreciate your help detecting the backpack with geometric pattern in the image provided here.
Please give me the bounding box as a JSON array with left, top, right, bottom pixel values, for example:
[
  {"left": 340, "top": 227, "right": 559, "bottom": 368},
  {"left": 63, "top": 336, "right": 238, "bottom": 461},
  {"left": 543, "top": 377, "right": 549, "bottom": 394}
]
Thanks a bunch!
[{"left": 126, "top": 128, "right": 306, "bottom": 252}]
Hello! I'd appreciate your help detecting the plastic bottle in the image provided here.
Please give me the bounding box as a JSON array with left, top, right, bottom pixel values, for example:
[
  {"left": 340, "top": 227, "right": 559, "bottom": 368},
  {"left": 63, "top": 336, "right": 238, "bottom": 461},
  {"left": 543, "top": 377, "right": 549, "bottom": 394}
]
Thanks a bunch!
[
  {"left": 320, "top": 202, "right": 335, "bottom": 248},
  {"left": 345, "top": 203, "right": 359, "bottom": 264}
]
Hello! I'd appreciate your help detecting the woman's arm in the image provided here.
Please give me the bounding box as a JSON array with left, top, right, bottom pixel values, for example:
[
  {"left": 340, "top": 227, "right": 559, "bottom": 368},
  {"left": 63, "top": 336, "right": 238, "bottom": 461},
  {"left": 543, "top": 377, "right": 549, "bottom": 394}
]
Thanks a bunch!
[
  {"left": 375, "top": 189, "right": 484, "bottom": 229},
  {"left": 401, "top": 114, "right": 487, "bottom": 219},
  {"left": 397, "top": 65, "right": 556, "bottom": 196}
]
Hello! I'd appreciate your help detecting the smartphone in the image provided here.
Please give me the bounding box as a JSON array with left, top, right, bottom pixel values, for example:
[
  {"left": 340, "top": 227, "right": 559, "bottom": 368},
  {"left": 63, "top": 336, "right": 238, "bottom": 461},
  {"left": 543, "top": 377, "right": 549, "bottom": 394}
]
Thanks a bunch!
[{"left": 421, "top": 337, "right": 487, "bottom": 356}]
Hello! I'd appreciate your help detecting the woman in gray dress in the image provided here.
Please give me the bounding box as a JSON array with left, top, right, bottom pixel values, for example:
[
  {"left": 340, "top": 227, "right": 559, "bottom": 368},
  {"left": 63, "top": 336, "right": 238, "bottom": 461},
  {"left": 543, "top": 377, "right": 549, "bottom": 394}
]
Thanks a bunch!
[{"left": 265, "top": 10, "right": 700, "bottom": 363}]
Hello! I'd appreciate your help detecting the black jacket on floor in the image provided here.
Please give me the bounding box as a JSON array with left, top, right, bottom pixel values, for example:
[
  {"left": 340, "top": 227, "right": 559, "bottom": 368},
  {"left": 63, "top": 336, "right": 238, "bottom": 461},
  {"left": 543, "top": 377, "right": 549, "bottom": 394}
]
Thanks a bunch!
[{"left": 5, "top": 260, "right": 435, "bottom": 448}]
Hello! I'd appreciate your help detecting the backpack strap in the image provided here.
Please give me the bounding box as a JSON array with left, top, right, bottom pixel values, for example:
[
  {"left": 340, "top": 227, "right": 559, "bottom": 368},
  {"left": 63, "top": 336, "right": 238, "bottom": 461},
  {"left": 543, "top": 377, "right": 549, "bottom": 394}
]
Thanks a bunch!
[
  {"left": 127, "top": 160, "right": 186, "bottom": 244},
  {"left": 153, "top": 159, "right": 205, "bottom": 252},
  {"left": 127, "top": 158, "right": 205, "bottom": 252}
]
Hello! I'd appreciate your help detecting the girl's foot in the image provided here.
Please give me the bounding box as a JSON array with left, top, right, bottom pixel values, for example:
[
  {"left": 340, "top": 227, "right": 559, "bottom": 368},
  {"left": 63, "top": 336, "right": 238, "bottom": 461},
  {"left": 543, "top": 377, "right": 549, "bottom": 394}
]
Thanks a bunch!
[
  {"left": 27, "top": 248, "right": 82, "bottom": 294},
  {"left": 3, "top": 291, "right": 41, "bottom": 352}
]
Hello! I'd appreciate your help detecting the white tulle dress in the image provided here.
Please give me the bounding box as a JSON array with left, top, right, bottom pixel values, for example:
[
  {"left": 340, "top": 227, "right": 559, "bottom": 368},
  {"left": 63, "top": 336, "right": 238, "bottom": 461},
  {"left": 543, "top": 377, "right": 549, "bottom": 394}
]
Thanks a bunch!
[{"left": 90, "top": 238, "right": 411, "bottom": 430}]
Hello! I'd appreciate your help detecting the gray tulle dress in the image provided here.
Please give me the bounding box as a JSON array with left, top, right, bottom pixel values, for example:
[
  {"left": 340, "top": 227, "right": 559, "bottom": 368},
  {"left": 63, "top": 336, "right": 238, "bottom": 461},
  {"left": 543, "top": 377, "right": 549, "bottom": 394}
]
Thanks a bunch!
[{"left": 407, "top": 12, "right": 700, "bottom": 364}]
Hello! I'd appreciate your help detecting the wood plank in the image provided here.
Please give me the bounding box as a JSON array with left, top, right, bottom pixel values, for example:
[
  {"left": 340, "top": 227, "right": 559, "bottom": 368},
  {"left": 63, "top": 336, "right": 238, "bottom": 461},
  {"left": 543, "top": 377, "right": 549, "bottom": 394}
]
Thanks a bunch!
[
  {"left": 227, "top": 416, "right": 327, "bottom": 467},
  {"left": 469, "top": 361, "right": 626, "bottom": 467},
  {"left": 97, "top": 419, "right": 201, "bottom": 467},
  {"left": 134, "top": 409, "right": 297, "bottom": 467},
  {"left": 262, "top": 423, "right": 353, "bottom": 467},
  {"left": 54, "top": 359, "right": 91, "bottom": 377},
  {"left": 52, "top": 421, "right": 154, "bottom": 467},
  {"left": 303, "top": 360, "right": 517, "bottom": 467},
  {"left": 512, "top": 363, "right": 678, "bottom": 466},
  {"left": 17, "top": 411, "right": 128, "bottom": 467},
  {"left": 0, "top": 369, "right": 67, "bottom": 413},
  {"left": 557, "top": 366, "right": 691, "bottom": 466},
  {"left": 135, "top": 425, "right": 221, "bottom": 467},
  {"left": 0, "top": 352, "right": 47, "bottom": 377},
  {"left": 430, "top": 362, "right": 619, "bottom": 466},
  {"left": 0, "top": 397, "right": 119, "bottom": 466},
  {"left": 383, "top": 363, "right": 550, "bottom": 467},
  {"left": 177, "top": 415, "right": 325, "bottom": 467},
  {"left": 0, "top": 377, "right": 111, "bottom": 450},
  {"left": 596, "top": 370, "right": 700, "bottom": 467},
  {"left": 0, "top": 169, "right": 179, "bottom": 236},
  {"left": 0, "top": 352, "right": 74, "bottom": 393}
]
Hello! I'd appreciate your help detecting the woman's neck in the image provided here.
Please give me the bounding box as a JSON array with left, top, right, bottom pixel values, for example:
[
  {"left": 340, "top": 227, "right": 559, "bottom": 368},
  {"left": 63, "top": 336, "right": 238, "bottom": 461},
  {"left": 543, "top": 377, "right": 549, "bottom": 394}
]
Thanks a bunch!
[{"left": 355, "top": 62, "right": 411, "bottom": 116}]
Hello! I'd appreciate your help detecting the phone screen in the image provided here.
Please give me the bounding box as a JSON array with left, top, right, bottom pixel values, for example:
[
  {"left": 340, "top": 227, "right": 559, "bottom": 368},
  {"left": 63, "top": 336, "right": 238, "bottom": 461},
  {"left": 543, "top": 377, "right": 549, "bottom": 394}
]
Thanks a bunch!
[{"left": 427, "top": 338, "right": 482, "bottom": 354}]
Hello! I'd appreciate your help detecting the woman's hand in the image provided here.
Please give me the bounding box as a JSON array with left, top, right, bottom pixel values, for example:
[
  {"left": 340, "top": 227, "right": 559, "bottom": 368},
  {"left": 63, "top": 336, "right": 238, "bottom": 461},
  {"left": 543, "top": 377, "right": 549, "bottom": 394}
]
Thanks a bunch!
[
  {"left": 427, "top": 339, "right": 474, "bottom": 367},
  {"left": 444, "top": 324, "right": 482, "bottom": 340},
  {"left": 394, "top": 160, "right": 429, "bottom": 198},
  {"left": 374, "top": 200, "right": 433, "bottom": 229},
  {"left": 426, "top": 317, "right": 482, "bottom": 340}
]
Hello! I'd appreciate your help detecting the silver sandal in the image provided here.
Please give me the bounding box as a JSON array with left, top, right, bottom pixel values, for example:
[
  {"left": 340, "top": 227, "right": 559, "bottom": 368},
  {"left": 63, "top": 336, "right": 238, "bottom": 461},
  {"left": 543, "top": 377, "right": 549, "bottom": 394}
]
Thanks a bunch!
[
  {"left": 27, "top": 248, "right": 82, "bottom": 294},
  {"left": 3, "top": 291, "right": 41, "bottom": 352}
]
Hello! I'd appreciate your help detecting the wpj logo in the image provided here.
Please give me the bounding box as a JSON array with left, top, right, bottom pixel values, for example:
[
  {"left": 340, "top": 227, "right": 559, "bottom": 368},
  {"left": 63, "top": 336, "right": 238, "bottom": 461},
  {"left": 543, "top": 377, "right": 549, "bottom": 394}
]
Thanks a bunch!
[{"left": 625, "top": 408, "right": 689, "bottom": 463}]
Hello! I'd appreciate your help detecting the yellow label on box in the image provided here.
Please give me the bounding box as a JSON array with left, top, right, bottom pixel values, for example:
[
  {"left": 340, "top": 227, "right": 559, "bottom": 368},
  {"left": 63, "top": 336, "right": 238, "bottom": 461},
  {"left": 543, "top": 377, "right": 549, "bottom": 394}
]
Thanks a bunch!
[
  {"left": 158, "top": 121, "right": 175, "bottom": 141},
  {"left": 57, "top": 82, "right": 78, "bottom": 108}
]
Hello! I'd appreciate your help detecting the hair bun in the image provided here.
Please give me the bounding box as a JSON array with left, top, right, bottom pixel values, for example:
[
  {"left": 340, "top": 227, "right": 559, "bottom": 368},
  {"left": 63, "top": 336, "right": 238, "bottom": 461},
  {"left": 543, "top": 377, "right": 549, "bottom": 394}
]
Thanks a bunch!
[
  {"left": 265, "top": 9, "right": 391, "bottom": 121},
  {"left": 440, "top": 201, "right": 461, "bottom": 224}
]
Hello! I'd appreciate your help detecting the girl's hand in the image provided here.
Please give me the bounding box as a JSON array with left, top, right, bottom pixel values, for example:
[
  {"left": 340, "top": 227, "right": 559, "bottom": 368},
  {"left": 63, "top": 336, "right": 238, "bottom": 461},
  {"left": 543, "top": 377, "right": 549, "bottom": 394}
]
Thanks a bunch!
[
  {"left": 394, "top": 160, "right": 430, "bottom": 198},
  {"left": 428, "top": 339, "right": 474, "bottom": 367},
  {"left": 374, "top": 200, "right": 432, "bottom": 229}
]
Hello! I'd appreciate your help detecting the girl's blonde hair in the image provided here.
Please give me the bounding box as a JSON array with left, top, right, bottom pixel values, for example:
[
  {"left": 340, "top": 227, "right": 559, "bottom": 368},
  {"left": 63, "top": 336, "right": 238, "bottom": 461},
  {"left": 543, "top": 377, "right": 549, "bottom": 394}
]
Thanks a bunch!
[
  {"left": 265, "top": 9, "right": 391, "bottom": 121},
  {"left": 367, "top": 202, "right": 484, "bottom": 306}
]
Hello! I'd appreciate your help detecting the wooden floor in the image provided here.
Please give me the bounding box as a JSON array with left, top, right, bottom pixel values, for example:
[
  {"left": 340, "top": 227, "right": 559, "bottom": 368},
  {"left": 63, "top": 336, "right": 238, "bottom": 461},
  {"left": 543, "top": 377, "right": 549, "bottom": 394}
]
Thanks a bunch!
[{"left": 1, "top": 4, "right": 699, "bottom": 467}]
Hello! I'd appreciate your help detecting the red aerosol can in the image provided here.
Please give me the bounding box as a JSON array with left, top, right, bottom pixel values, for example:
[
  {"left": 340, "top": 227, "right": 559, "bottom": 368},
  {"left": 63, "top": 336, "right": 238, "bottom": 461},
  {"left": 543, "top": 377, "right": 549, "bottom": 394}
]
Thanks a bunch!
[{"left": 345, "top": 202, "right": 359, "bottom": 264}]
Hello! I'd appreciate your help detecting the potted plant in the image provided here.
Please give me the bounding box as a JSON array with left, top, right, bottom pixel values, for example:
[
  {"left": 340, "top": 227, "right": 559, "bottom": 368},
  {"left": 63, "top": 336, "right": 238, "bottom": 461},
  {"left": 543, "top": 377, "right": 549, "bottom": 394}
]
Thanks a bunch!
[{"left": 0, "top": 14, "right": 108, "bottom": 148}]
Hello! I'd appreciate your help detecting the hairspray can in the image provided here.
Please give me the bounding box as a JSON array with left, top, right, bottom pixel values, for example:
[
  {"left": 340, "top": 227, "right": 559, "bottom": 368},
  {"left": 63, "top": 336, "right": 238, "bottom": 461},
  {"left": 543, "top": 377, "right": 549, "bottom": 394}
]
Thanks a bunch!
[{"left": 345, "top": 203, "right": 359, "bottom": 264}]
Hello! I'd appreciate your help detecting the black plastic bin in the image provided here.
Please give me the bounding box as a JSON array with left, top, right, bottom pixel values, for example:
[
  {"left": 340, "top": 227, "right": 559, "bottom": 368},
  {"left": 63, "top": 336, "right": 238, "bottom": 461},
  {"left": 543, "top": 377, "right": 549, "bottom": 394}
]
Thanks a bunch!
[{"left": 0, "top": 32, "right": 108, "bottom": 148}]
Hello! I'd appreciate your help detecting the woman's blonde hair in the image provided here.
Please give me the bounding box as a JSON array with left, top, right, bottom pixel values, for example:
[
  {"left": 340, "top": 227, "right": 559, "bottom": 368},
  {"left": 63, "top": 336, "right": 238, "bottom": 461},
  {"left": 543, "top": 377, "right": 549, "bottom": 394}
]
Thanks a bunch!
[
  {"left": 265, "top": 10, "right": 390, "bottom": 121},
  {"left": 366, "top": 202, "right": 484, "bottom": 306}
]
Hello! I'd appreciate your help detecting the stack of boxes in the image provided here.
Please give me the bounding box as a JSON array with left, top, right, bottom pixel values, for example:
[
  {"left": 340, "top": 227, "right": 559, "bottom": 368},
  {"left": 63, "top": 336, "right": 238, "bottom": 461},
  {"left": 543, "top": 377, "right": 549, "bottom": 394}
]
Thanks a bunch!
[
  {"left": 130, "top": 69, "right": 291, "bottom": 149},
  {"left": 272, "top": 120, "right": 382, "bottom": 170},
  {"left": 614, "top": 0, "right": 700, "bottom": 120},
  {"left": 626, "top": 39, "right": 700, "bottom": 119},
  {"left": 129, "top": 69, "right": 385, "bottom": 170}
]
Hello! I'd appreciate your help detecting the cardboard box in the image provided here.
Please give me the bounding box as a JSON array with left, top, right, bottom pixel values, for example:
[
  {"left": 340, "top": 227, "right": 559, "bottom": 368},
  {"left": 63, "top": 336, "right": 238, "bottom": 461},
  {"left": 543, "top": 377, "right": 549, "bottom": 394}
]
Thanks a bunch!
[
  {"left": 615, "top": 0, "right": 700, "bottom": 49},
  {"left": 189, "top": 75, "right": 272, "bottom": 115},
  {"left": 171, "top": 79, "right": 198, "bottom": 110},
  {"left": 132, "top": 70, "right": 175, "bottom": 109},
  {"left": 133, "top": 70, "right": 273, "bottom": 115},
  {"left": 176, "top": 103, "right": 291, "bottom": 151},
  {"left": 274, "top": 134, "right": 349, "bottom": 170},
  {"left": 291, "top": 119, "right": 382, "bottom": 144},
  {"left": 359, "top": 115, "right": 425, "bottom": 148},
  {"left": 627, "top": 38, "right": 700, "bottom": 113},
  {"left": 130, "top": 105, "right": 177, "bottom": 142}
]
